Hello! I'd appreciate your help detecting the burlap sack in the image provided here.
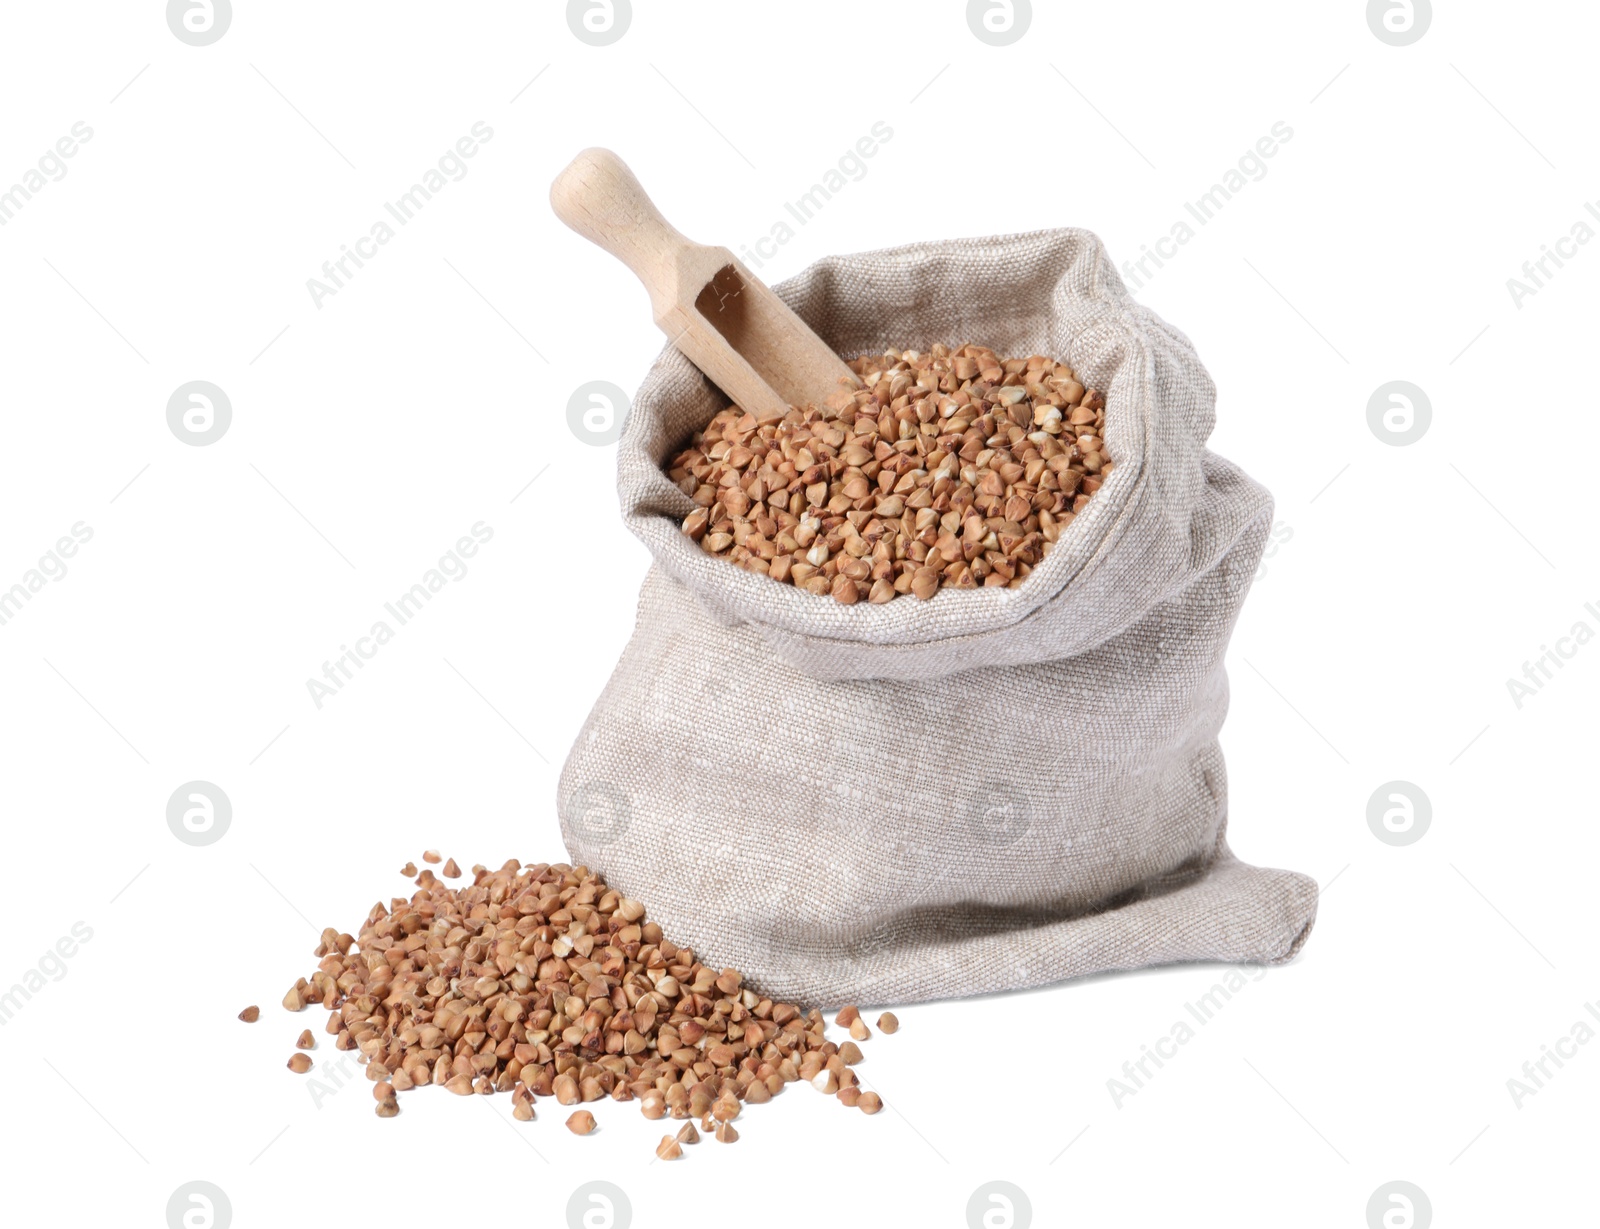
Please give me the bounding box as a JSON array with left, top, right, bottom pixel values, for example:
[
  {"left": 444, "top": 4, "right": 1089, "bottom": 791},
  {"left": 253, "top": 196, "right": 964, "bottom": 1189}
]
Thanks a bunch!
[{"left": 559, "top": 227, "right": 1317, "bottom": 1007}]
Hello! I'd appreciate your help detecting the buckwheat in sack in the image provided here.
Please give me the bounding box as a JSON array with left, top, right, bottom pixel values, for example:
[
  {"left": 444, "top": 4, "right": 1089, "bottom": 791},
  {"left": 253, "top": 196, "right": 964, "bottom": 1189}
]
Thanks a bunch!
[{"left": 559, "top": 228, "right": 1317, "bottom": 1006}]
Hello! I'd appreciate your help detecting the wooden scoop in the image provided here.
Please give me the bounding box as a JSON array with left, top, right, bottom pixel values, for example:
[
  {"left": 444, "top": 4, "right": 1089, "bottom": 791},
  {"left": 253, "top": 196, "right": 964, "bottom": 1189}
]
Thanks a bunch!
[{"left": 550, "top": 148, "right": 856, "bottom": 419}]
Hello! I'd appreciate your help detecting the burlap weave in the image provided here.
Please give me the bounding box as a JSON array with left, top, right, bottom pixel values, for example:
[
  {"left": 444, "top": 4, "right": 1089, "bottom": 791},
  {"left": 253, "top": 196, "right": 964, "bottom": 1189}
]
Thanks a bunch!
[{"left": 559, "top": 228, "right": 1317, "bottom": 1006}]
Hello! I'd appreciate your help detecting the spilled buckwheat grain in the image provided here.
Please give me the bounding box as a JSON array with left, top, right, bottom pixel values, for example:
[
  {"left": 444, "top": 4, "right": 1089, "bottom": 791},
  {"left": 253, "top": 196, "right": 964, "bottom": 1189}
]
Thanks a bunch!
[
  {"left": 278, "top": 857, "right": 896, "bottom": 1156},
  {"left": 669, "top": 344, "right": 1109, "bottom": 603}
]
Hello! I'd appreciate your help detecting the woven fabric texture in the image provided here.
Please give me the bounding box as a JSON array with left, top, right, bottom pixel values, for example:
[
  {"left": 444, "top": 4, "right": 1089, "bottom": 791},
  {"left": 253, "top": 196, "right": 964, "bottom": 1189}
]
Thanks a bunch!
[{"left": 559, "top": 228, "right": 1317, "bottom": 1006}]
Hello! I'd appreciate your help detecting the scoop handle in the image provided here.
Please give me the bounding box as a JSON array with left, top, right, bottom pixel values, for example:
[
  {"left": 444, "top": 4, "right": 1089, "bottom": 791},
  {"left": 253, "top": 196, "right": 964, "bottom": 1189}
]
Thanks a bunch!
[{"left": 550, "top": 148, "right": 701, "bottom": 310}]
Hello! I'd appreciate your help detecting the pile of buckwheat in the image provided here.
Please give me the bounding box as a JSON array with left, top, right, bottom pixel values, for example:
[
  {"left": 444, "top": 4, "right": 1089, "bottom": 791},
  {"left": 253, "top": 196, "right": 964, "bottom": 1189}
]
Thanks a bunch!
[
  {"left": 249, "top": 853, "right": 895, "bottom": 1156},
  {"left": 668, "top": 343, "right": 1109, "bottom": 603}
]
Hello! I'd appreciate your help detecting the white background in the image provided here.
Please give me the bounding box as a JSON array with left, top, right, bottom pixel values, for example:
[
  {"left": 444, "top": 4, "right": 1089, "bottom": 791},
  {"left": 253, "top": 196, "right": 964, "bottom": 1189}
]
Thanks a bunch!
[{"left": 1, "top": 2, "right": 1595, "bottom": 1226}]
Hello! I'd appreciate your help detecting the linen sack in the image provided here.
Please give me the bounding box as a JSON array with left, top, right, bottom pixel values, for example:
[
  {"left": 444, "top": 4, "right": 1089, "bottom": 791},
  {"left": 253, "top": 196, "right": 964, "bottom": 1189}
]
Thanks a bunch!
[{"left": 558, "top": 227, "right": 1317, "bottom": 1007}]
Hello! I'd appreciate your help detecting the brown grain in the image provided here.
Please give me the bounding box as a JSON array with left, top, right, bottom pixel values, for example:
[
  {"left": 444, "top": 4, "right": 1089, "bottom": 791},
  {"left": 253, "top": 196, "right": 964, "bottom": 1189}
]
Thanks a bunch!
[
  {"left": 270, "top": 857, "right": 903, "bottom": 1147},
  {"left": 670, "top": 344, "right": 1110, "bottom": 602}
]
